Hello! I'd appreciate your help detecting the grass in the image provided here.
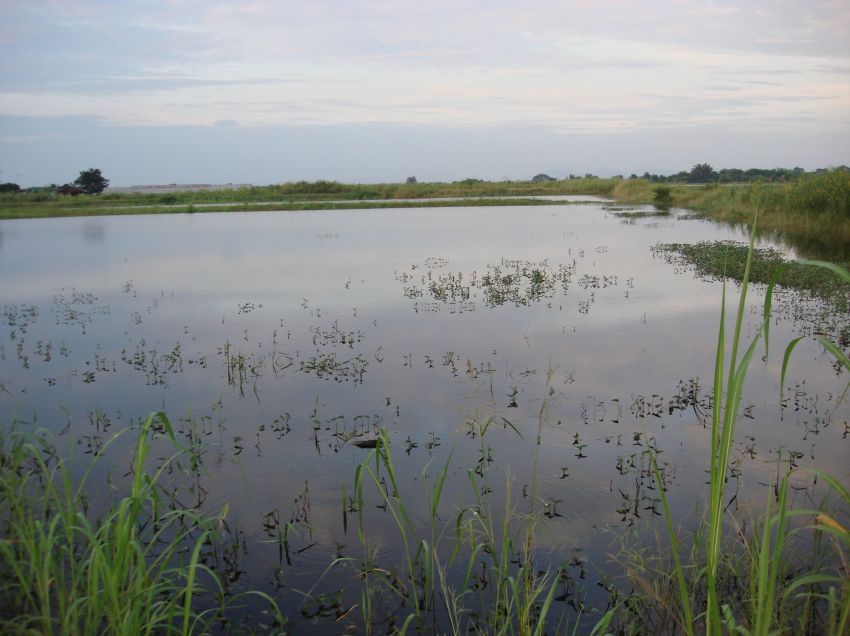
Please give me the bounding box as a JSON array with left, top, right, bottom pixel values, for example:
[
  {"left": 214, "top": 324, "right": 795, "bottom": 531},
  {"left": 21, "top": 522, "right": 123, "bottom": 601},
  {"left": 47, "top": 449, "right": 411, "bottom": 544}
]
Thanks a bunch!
[
  {"left": 0, "top": 196, "right": 578, "bottom": 220},
  {"left": 4, "top": 172, "right": 849, "bottom": 264},
  {"left": 0, "top": 178, "right": 615, "bottom": 220},
  {"left": 339, "top": 367, "right": 617, "bottom": 635},
  {"left": 630, "top": 214, "right": 850, "bottom": 635},
  {"left": 612, "top": 172, "right": 850, "bottom": 260},
  {"left": 0, "top": 412, "right": 285, "bottom": 635},
  {"left": 3, "top": 172, "right": 849, "bottom": 261}
]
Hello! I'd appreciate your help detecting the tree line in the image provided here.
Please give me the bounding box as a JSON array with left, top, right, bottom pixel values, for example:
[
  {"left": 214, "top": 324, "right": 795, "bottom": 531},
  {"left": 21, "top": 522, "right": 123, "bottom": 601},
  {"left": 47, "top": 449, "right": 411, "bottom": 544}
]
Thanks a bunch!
[
  {"left": 1, "top": 169, "right": 109, "bottom": 196},
  {"left": 2, "top": 165, "right": 849, "bottom": 196},
  {"left": 628, "top": 163, "right": 850, "bottom": 184}
]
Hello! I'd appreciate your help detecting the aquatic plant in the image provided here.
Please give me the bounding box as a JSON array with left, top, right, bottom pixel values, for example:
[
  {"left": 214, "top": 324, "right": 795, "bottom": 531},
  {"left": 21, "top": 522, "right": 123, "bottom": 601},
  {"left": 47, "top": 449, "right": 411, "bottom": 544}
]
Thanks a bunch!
[
  {"left": 0, "top": 412, "right": 284, "bottom": 634},
  {"left": 642, "top": 212, "right": 850, "bottom": 635}
]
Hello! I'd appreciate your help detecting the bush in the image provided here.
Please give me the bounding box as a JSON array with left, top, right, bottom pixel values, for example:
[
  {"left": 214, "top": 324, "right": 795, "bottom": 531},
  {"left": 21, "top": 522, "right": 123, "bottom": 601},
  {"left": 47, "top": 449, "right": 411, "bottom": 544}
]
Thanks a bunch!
[
  {"left": 653, "top": 185, "right": 673, "bottom": 207},
  {"left": 787, "top": 171, "right": 850, "bottom": 216}
]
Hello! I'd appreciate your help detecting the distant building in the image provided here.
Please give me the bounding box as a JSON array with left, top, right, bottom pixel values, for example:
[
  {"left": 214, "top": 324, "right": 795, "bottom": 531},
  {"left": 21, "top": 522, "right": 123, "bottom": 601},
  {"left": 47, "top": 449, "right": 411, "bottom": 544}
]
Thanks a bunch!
[{"left": 105, "top": 183, "right": 252, "bottom": 194}]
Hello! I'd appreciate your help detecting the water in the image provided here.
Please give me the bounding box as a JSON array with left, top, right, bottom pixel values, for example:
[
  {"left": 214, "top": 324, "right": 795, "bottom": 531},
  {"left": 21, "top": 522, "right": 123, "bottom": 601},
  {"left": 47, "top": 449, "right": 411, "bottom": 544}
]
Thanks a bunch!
[{"left": 1, "top": 202, "right": 847, "bottom": 630}]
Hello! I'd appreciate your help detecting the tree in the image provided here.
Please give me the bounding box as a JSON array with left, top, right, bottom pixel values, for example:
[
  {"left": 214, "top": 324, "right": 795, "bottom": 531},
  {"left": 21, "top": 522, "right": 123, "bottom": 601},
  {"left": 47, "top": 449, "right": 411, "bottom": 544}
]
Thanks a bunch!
[
  {"left": 531, "top": 173, "right": 556, "bottom": 182},
  {"left": 688, "top": 163, "right": 717, "bottom": 183},
  {"left": 0, "top": 182, "right": 21, "bottom": 193},
  {"left": 406, "top": 175, "right": 417, "bottom": 184},
  {"left": 74, "top": 168, "right": 109, "bottom": 194}
]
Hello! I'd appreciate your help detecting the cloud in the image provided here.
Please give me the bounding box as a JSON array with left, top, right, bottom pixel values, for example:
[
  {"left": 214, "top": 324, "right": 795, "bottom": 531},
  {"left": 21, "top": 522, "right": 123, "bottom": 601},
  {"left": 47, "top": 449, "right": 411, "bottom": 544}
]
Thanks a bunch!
[{"left": 0, "top": 1, "right": 846, "bottom": 180}]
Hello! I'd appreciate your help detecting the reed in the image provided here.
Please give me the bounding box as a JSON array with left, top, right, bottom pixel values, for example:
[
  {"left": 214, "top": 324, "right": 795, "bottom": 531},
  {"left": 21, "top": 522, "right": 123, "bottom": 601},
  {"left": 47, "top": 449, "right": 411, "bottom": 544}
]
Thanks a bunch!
[
  {"left": 0, "top": 412, "right": 284, "bottom": 635},
  {"left": 640, "top": 210, "right": 850, "bottom": 635},
  {"left": 348, "top": 378, "right": 616, "bottom": 634}
]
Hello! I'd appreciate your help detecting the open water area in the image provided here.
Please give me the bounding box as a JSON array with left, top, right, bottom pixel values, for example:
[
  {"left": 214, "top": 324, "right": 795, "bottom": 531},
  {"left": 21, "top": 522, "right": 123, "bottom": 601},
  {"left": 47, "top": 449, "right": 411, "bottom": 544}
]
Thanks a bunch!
[{"left": 1, "top": 200, "right": 847, "bottom": 631}]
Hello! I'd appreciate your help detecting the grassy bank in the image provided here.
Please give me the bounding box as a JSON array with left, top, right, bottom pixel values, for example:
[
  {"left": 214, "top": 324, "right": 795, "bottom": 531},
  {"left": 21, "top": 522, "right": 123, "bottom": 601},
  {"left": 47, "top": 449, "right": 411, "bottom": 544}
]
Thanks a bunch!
[
  {"left": 0, "top": 196, "right": 575, "bottom": 220},
  {"left": 3, "top": 172, "right": 849, "bottom": 261},
  {"left": 0, "top": 177, "right": 615, "bottom": 217},
  {"left": 612, "top": 171, "right": 850, "bottom": 260}
]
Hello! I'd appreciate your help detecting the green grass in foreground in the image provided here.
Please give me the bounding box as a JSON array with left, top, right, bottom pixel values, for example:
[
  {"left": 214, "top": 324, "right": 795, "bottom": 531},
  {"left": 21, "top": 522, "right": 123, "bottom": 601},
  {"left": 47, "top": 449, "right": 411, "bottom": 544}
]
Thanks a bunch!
[
  {"left": 639, "top": 218, "right": 850, "bottom": 636},
  {"left": 0, "top": 414, "right": 284, "bottom": 635}
]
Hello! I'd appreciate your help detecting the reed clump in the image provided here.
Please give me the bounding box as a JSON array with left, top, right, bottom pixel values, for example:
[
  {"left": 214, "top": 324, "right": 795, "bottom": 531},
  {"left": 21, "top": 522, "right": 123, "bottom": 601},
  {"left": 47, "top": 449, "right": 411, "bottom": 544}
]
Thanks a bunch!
[
  {"left": 0, "top": 412, "right": 284, "bottom": 635},
  {"left": 344, "top": 403, "right": 615, "bottom": 635},
  {"left": 626, "top": 214, "right": 850, "bottom": 635}
]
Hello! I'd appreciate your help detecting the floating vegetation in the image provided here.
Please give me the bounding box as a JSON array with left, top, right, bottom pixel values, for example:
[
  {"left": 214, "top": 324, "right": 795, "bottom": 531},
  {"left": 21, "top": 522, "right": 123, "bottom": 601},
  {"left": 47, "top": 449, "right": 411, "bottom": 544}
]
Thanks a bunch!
[
  {"left": 2, "top": 303, "right": 39, "bottom": 332},
  {"left": 310, "top": 319, "right": 365, "bottom": 349},
  {"left": 395, "top": 256, "right": 624, "bottom": 309},
  {"left": 654, "top": 240, "right": 850, "bottom": 340},
  {"left": 653, "top": 241, "right": 849, "bottom": 298},
  {"left": 299, "top": 352, "right": 368, "bottom": 384},
  {"left": 609, "top": 208, "right": 672, "bottom": 219},
  {"left": 51, "top": 289, "right": 111, "bottom": 331}
]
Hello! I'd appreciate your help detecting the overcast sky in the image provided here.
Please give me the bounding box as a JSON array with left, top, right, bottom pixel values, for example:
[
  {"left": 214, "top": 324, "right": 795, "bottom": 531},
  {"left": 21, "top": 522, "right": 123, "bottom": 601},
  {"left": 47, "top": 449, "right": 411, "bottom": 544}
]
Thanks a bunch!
[{"left": 1, "top": 0, "right": 848, "bottom": 186}]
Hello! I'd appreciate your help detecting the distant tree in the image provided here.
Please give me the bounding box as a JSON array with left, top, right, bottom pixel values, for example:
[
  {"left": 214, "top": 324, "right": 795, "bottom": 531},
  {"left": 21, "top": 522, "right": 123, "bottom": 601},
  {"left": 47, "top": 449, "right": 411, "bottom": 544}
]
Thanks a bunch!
[
  {"left": 531, "top": 173, "right": 556, "bottom": 182},
  {"left": 688, "top": 163, "right": 717, "bottom": 183},
  {"left": 406, "top": 175, "right": 417, "bottom": 184},
  {"left": 718, "top": 168, "right": 744, "bottom": 183},
  {"left": 0, "top": 182, "right": 21, "bottom": 193},
  {"left": 74, "top": 168, "right": 109, "bottom": 194}
]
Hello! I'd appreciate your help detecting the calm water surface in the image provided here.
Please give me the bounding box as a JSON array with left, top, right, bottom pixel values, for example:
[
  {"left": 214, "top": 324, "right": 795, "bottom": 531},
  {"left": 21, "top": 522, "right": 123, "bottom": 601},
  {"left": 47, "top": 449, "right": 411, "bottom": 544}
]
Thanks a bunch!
[{"left": 1, "top": 203, "right": 847, "bottom": 630}]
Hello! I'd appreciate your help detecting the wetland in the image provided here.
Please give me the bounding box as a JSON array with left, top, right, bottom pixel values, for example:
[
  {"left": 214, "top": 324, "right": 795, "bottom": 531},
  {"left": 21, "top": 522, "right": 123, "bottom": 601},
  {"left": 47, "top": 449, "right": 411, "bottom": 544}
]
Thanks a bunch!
[{"left": 1, "top": 200, "right": 848, "bottom": 633}]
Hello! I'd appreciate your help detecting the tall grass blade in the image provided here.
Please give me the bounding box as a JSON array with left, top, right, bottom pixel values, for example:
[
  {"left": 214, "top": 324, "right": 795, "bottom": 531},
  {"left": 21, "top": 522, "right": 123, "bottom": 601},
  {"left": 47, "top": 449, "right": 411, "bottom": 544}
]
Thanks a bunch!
[{"left": 649, "top": 450, "right": 694, "bottom": 635}]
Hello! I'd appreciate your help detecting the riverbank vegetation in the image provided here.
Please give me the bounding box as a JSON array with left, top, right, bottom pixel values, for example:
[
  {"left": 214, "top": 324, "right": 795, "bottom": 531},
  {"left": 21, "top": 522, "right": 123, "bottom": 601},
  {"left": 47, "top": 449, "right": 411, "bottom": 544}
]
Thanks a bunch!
[
  {"left": 2, "top": 169, "right": 849, "bottom": 261},
  {"left": 613, "top": 170, "right": 850, "bottom": 260}
]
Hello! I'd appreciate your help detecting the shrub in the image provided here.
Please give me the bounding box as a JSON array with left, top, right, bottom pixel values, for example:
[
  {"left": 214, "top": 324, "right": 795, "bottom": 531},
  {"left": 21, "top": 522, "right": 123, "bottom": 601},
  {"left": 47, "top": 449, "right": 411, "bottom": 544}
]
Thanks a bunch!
[{"left": 653, "top": 185, "right": 673, "bottom": 207}]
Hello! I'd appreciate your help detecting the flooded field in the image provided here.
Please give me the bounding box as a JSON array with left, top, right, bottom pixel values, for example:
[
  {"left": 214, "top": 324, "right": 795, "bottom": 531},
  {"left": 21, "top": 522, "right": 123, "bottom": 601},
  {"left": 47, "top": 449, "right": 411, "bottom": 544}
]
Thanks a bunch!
[{"left": 1, "top": 202, "right": 847, "bottom": 631}]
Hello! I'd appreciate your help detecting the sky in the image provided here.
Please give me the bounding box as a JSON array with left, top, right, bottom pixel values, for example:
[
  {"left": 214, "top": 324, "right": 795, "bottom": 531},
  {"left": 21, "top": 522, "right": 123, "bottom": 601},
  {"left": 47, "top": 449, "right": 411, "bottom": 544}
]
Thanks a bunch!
[{"left": 0, "top": 0, "right": 848, "bottom": 187}]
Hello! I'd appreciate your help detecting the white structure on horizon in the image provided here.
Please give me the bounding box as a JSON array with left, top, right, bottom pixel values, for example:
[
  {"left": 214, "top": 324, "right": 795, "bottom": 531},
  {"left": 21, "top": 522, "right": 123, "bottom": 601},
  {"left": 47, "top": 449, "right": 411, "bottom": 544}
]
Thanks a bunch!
[{"left": 105, "top": 183, "right": 253, "bottom": 194}]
